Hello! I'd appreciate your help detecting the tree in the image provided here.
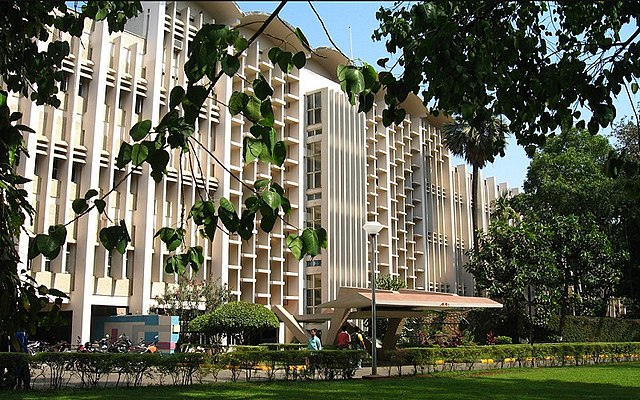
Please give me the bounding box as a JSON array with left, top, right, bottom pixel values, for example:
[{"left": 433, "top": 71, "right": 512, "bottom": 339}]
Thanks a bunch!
[
  {"left": 441, "top": 117, "right": 508, "bottom": 250},
  {"left": 367, "top": 2, "right": 640, "bottom": 152},
  {"left": 188, "top": 301, "right": 279, "bottom": 345},
  {"left": 2, "top": 1, "right": 327, "bottom": 341},
  {"left": 0, "top": 0, "right": 142, "bottom": 343},
  {"left": 521, "top": 129, "right": 621, "bottom": 224},
  {"left": 152, "top": 276, "right": 231, "bottom": 332},
  {"left": 468, "top": 200, "right": 626, "bottom": 339},
  {"left": 611, "top": 117, "right": 640, "bottom": 160}
]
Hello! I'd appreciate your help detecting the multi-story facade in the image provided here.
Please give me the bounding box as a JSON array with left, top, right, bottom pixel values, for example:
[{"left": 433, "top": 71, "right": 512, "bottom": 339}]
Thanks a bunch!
[{"left": 10, "top": 2, "right": 513, "bottom": 343}]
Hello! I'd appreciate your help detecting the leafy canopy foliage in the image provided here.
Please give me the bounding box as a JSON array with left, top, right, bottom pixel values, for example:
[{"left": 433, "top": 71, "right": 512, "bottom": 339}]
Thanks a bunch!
[
  {"left": 442, "top": 116, "right": 508, "bottom": 249},
  {"left": 365, "top": 2, "right": 640, "bottom": 153},
  {"left": 2, "top": 1, "right": 323, "bottom": 337},
  {"left": 467, "top": 201, "right": 626, "bottom": 333},
  {"left": 25, "top": 8, "right": 326, "bottom": 280},
  {"left": 153, "top": 276, "right": 231, "bottom": 329},
  {"left": 521, "top": 129, "right": 621, "bottom": 222},
  {"left": 189, "top": 301, "right": 279, "bottom": 344},
  {"left": 0, "top": 0, "right": 141, "bottom": 339}
]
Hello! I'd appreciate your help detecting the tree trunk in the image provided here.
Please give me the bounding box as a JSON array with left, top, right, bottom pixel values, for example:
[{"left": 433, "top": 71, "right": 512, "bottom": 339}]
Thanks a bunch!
[{"left": 471, "top": 165, "right": 480, "bottom": 252}]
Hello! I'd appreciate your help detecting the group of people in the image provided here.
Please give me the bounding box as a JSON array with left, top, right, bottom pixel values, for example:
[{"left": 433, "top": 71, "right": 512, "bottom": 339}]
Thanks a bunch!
[{"left": 306, "top": 325, "right": 367, "bottom": 371}]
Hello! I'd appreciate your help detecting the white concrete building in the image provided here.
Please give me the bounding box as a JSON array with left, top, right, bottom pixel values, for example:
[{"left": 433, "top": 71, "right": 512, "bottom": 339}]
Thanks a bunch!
[{"left": 9, "top": 1, "right": 513, "bottom": 343}]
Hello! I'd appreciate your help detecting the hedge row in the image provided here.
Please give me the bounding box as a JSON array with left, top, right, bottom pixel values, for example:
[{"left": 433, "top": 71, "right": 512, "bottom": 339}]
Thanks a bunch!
[
  {"left": 390, "top": 342, "right": 640, "bottom": 374},
  {"left": 550, "top": 316, "right": 640, "bottom": 342},
  {"left": 0, "top": 349, "right": 366, "bottom": 390}
]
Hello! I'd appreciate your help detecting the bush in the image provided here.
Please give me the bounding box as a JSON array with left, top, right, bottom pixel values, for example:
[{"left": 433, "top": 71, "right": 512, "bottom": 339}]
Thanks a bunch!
[
  {"left": 549, "top": 316, "right": 640, "bottom": 342},
  {"left": 390, "top": 342, "right": 640, "bottom": 373},
  {"left": 495, "top": 336, "right": 513, "bottom": 345},
  {"left": 189, "top": 302, "right": 279, "bottom": 344}
]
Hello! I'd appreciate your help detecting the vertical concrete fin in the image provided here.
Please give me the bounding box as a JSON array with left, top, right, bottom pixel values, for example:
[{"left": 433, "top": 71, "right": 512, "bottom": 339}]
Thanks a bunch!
[{"left": 271, "top": 305, "right": 308, "bottom": 344}]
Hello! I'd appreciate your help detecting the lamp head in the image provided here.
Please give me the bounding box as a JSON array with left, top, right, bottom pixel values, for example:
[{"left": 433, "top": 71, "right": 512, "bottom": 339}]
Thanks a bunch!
[{"left": 363, "top": 220, "right": 384, "bottom": 236}]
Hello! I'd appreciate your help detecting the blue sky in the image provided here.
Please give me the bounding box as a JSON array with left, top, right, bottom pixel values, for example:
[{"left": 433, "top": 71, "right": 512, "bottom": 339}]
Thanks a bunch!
[{"left": 236, "top": 1, "right": 639, "bottom": 189}]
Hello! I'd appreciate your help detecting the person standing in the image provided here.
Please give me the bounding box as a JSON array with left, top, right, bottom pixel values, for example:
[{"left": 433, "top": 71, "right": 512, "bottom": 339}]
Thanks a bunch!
[
  {"left": 337, "top": 326, "right": 351, "bottom": 349},
  {"left": 306, "top": 328, "right": 322, "bottom": 377},
  {"left": 15, "top": 331, "right": 30, "bottom": 390},
  {"left": 351, "top": 326, "right": 365, "bottom": 369},
  {"left": 307, "top": 328, "right": 322, "bottom": 351}
]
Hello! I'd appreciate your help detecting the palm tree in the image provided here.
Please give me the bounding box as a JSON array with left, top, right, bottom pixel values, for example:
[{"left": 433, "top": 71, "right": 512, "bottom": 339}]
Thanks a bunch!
[{"left": 441, "top": 117, "right": 509, "bottom": 252}]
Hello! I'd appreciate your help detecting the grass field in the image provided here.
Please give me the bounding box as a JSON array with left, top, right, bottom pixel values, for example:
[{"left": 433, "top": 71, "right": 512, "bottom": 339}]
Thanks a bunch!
[{"left": 5, "top": 363, "right": 640, "bottom": 400}]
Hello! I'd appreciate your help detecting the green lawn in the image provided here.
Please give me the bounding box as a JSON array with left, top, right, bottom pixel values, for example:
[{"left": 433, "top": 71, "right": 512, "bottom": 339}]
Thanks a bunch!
[{"left": 6, "top": 363, "right": 640, "bottom": 400}]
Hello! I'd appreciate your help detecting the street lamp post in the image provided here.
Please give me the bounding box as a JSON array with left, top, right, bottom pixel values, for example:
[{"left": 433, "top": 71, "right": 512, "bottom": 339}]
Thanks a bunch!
[{"left": 363, "top": 220, "right": 384, "bottom": 376}]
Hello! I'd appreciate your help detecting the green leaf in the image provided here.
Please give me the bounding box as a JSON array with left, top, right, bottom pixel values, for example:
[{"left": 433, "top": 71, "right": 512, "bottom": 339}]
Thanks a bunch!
[
  {"left": 94, "top": 199, "right": 106, "bottom": 214},
  {"left": 169, "top": 86, "right": 185, "bottom": 110},
  {"left": 189, "top": 246, "right": 204, "bottom": 267},
  {"left": 36, "top": 234, "right": 61, "bottom": 260},
  {"left": 130, "top": 119, "right": 152, "bottom": 141},
  {"left": 95, "top": 7, "right": 108, "bottom": 21},
  {"left": 277, "top": 51, "right": 293, "bottom": 73},
  {"left": 221, "top": 55, "right": 240, "bottom": 77},
  {"left": 99, "top": 222, "right": 130, "bottom": 255},
  {"left": 337, "top": 64, "right": 365, "bottom": 104},
  {"left": 148, "top": 149, "right": 170, "bottom": 182},
  {"left": 244, "top": 96, "right": 262, "bottom": 123},
  {"left": 262, "top": 189, "right": 281, "bottom": 210},
  {"left": 260, "top": 212, "right": 277, "bottom": 232},
  {"left": 48, "top": 224, "right": 67, "bottom": 244},
  {"left": 28, "top": 237, "right": 41, "bottom": 259},
  {"left": 116, "top": 142, "right": 133, "bottom": 169},
  {"left": 301, "top": 228, "right": 320, "bottom": 257},
  {"left": 131, "top": 143, "right": 149, "bottom": 166},
  {"left": 268, "top": 47, "right": 283, "bottom": 64},
  {"left": 234, "top": 36, "right": 249, "bottom": 53},
  {"left": 259, "top": 99, "right": 275, "bottom": 127},
  {"left": 72, "top": 199, "right": 89, "bottom": 214},
  {"left": 253, "top": 74, "right": 274, "bottom": 101},
  {"left": 253, "top": 179, "right": 270, "bottom": 191},
  {"left": 632, "top": 83, "right": 639, "bottom": 94},
  {"left": 84, "top": 189, "right": 99, "bottom": 200},
  {"left": 238, "top": 210, "right": 255, "bottom": 240},
  {"left": 273, "top": 141, "right": 287, "bottom": 166},
  {"left": 229, "top": 91, "right": 249, "bottom": 115},
  {"left": 292, "top": 51, "right": 306, "bottom": 69},
  {"left": 294, "top": 27, "right": 310, "bottom": 49},
  {"left": 218, "top": 197, "right": 240, "bottom": 232},
  {"left": 316, "top": 227, "right": 328, "bottom": 249},
  {"left": 243, "top": 137, "right": 264, "bottom": 164},
  {"left": 286, "top": 234, "right": 304, "bottom": 261}
]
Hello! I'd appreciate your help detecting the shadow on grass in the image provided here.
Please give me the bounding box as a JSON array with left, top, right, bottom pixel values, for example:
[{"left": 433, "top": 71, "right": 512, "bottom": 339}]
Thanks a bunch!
[{"left": 5, "top": 363, "right": 640, "bottom": 400}]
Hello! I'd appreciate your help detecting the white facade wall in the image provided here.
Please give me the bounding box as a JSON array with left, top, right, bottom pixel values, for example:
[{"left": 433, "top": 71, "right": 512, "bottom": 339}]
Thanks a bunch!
[{"left": 10, "top": 1, "right": 513, "bottom": 342}]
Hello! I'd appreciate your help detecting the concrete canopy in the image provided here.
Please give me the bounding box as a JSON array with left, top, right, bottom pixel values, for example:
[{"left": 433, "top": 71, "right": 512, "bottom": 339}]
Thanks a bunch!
[
  {"left": 310, "top": 287, "right": 502, "bottom": 349},
  {"left": 318, "top": 287, "right": 503, "bottom": 311}
]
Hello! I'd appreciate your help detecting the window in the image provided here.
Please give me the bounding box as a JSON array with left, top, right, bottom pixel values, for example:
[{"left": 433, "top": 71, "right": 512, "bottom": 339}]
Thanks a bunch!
[
  {"left": 71, "top": 163, "right": 81, "bottom": 184},
  {"left": 306, "top": 142, "right": 321, "bottom": 190},
  {"left": 305, "top": 205, "right": 321, "bottom": 229},
  {"left": 59, "top": 73, "right": 69, "bottom": 92},
  {"left": 52, "top": 159, "right": 60, "bottom": 180},
  {"left": 305, "top": 274, "right": 322, "bottom": 314},
  {"left": 306, "top": 259, "right": 321, "bottom": 267},
  {"left": 135, "top": 95, "right": 144, "bottom": 114},
  {"left": 107, "top": 252, "right": 112, "bottom": 277},
  {"left": 305, "top": 92, "right": 321, "bottom": 126},
  {"left": 65, "top": 244, "right": 76, "bottom": 274},
  {"left": 307, "top": 128, "right": 322, "bottom": 137}
]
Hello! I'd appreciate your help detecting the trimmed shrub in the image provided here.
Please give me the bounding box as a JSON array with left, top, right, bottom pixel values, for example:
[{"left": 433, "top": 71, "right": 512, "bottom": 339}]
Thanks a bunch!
[
  {"left": 390, "top": 342, "right": 640, "bottom": 372},
  {"left": 189, "top": 302, "right": 279, "bottom": 344},
  {"left": 550, "top": 316, "right": 640, "bottom": 342}
]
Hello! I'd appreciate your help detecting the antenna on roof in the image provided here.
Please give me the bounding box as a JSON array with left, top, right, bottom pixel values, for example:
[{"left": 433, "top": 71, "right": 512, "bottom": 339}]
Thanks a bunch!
[{"left": 349, "top": 26, "right": 353, "bottom": 61}]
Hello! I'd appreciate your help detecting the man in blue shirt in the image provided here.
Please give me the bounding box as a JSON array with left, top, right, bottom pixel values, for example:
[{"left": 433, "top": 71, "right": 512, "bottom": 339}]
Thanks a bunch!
[
  {"left": 306, "top": 328, "right": 322, "bottom": 377},
  {"left": 307, "top": 328, "right": 322, "bottom": 350}
]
